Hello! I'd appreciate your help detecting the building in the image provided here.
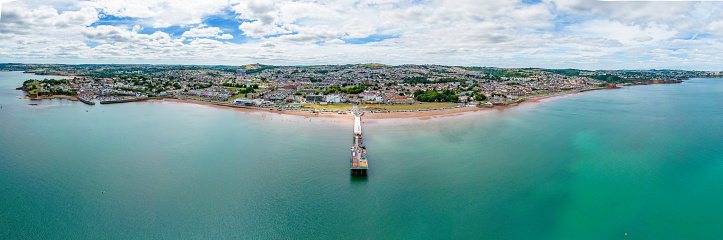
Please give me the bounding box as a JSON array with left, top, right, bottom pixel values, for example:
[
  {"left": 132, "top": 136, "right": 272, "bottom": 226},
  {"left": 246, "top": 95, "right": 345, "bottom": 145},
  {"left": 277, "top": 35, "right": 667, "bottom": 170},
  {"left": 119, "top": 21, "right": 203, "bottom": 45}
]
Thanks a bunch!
[
  {"left": 325, "top": 94, "right": 342, "bottom": 103},
  {"left": 306, "top": 94, "right": 324, "bottom": 102}
]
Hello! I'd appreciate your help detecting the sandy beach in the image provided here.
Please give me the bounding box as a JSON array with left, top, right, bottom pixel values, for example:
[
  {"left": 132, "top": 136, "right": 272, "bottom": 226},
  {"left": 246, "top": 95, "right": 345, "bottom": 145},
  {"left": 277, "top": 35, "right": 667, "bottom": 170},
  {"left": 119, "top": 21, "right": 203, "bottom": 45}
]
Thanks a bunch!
[
  {"left": 20, "top": 89, "right": 588, "bottom": 123},
  {"left": 156, "top": 90, "right": 588, "bottom": 121}
]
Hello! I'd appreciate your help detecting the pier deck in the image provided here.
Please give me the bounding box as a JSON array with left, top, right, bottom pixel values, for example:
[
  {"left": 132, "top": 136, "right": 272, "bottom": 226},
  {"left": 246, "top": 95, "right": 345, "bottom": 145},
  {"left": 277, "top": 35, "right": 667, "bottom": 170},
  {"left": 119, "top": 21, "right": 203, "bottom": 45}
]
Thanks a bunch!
[{"left": 350, "top": 114, "right": 367, "bottom": 176}]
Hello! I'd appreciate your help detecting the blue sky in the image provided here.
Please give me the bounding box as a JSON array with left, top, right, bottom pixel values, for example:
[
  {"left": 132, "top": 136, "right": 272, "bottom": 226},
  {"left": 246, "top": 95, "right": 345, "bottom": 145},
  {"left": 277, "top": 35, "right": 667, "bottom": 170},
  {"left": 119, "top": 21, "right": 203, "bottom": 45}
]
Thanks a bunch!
[{"left": 2, "top": 0, "right": 723, "bottom": 70}]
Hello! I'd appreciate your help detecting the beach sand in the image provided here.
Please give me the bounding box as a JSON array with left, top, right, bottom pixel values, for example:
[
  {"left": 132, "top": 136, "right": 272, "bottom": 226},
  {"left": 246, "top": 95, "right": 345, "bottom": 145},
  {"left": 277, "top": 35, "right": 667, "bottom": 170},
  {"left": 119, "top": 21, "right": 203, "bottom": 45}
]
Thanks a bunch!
[{"left": 155, "top": 90, "right": 585, "bottom": 123}]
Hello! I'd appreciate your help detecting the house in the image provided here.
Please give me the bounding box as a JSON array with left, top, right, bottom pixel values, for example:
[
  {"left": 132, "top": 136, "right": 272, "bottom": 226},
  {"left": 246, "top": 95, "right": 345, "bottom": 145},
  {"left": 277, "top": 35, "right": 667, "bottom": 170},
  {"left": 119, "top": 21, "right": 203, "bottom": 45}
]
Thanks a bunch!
[
  {"left": 388, "top": 96, "right": 415, "bottom": 104},
  {"left": 325, "top": 94, "right": 342, "bottom": 103}
]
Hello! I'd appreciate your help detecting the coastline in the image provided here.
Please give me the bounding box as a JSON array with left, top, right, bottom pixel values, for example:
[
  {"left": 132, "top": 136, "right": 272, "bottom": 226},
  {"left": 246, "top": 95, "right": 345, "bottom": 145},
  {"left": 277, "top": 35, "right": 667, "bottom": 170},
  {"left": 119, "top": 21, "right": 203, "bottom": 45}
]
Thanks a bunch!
[
  {"left": 156, "top": 90, "right": 588, "bottom": 120},
  {"left": 25, "top": 94, "right": 80, "bottom": 101},
  {"left": 10, "top": 70, "right": 691, "bottom": 121},
  {"left": 15, "top": 72, "right": 686, "bottom": 121}
]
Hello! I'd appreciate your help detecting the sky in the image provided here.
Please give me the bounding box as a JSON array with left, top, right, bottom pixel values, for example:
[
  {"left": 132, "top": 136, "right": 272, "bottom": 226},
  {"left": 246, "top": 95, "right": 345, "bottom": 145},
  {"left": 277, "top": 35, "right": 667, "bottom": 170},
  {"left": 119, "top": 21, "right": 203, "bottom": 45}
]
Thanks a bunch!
[{"left": 2, "top": 0, "right": 723, "bottom": 70}]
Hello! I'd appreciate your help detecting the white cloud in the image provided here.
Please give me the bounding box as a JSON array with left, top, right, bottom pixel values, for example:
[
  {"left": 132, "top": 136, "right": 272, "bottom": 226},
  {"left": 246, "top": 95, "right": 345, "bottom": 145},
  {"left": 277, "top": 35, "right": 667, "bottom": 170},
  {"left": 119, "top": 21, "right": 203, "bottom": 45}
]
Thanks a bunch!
[
  {"left": 181, "top": 27, "right": 236, "bottom": 40},
  {"left": 238, "top": 20, "right": 290, "bottom": 38},
  {"left": 0, "top": 0, "right": 16, "bottom": 20},
  {"left": 182, "top": 27, "right": 222, "bottom": 38},
  {"left": 4, "top": 0, "right": 723, "bottom": 69},
  {"left": 89, "top": 0, "right": 229, "bottom": 26},
  {"left": 565, "top": 20, "right": 678, "bottom": 47},
  {"left": 0, "top": 3, "right": 98, "bottom": 35}
]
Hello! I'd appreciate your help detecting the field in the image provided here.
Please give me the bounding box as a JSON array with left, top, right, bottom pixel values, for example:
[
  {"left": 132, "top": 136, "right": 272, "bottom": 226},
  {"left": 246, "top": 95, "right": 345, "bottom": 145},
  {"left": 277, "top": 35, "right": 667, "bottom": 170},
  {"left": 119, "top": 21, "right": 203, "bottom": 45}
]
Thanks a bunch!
[
  {"left": 299, "top": 102, "right": 458, "bottom": 111},
  {"left": 229, "top": 93, "right": 246, "bottom": 99}
]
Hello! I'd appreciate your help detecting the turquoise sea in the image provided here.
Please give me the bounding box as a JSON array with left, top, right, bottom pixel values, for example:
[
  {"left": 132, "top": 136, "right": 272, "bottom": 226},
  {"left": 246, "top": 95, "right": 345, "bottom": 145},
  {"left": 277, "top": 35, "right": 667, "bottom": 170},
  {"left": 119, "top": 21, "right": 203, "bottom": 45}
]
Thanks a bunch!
[{"left": 1, "top": 71, "right": 722, "bottom": 239}]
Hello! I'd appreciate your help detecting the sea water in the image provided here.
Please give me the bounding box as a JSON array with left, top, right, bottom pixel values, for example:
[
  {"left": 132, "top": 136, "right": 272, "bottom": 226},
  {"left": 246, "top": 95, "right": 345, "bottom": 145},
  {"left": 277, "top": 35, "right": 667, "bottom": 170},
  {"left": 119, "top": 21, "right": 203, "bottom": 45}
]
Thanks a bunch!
[{"left": 1, "top": 71, "right": 722, "bottom": 239}]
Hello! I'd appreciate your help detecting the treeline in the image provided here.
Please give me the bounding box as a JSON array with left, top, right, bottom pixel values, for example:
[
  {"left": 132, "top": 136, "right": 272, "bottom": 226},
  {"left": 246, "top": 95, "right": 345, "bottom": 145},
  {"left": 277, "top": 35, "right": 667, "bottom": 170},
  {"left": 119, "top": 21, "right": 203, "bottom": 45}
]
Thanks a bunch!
[
  {"left": 242, "top": 87, "right": 256, "bottom": 94},
  {"left": 75, "top": 65, "right": 204, "bottom": 78},
  {"left": 402, "top": 77, "right": 462, "bottom": 84},
  {"left": 23, "top": 79, "right": 68, "bottom": 86},
  {"left": 589, "top": 74, "right": 624, "bottom": 83},
  {"left": 344, "top": 85, "right": 368, "bottom": 94},
  {"left": 543, "top": 69, "right": 581, "bottom": 76},
  {"left": 2, "top": 64, "right": 65, "bottom": 72},
  {"left": 323, "top": 84, "right": 369, "bottom": 94},
  {"left": 221, "top": 83, "right": 258, "bottom": 93},
  {"left": 245, "top": 66, "right": 275, "bottom": 74},
  {"left": 541, "top": 69, "right": 633, "bottom": 83},
  {"left": 465, "top": 67, "right": 533, "bottom": 78},
  {"left": 38, "top": 89, "right": 77, "bottom": 96},
  {"left": 413, "top": 89, "right": 459, "bottom": 103}
]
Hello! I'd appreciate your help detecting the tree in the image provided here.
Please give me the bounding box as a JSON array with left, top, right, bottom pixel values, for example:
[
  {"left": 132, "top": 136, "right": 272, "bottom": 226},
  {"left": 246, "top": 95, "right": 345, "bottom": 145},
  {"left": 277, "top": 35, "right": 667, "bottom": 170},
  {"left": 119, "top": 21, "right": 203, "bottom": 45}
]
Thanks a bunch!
[
  {"left": 413, "top": 89, "right": 459, "bottom": 103},
  {"left": 475, "top": 94, "right": 487, "bottom": 101},
  {"left": 324, "top": 86, "right": 341, "bottom": 95}
]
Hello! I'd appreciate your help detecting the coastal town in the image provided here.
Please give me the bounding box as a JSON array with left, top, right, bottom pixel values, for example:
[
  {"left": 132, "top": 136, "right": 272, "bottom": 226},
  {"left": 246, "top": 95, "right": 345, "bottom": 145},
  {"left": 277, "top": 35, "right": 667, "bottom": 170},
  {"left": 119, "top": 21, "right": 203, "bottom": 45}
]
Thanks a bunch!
[{"left": 4, "top": 63, "right": 712, "bottom": 114}]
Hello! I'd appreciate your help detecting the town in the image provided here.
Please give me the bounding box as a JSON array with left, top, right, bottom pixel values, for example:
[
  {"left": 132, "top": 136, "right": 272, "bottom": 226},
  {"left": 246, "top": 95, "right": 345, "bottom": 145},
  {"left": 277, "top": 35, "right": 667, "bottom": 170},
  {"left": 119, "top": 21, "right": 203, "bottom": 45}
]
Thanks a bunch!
[{"left": 4, "top": 63, "right": 713, "bottom": 112}]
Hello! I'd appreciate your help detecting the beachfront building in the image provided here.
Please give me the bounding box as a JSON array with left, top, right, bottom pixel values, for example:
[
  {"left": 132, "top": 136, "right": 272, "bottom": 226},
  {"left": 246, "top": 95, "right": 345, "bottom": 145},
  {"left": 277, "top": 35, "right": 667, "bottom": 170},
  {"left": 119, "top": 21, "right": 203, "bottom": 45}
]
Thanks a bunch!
[
  {"left": 306, "top": 94, "right": 324, "bottom": 103},
  {"left": 325, "top": 94, "right": 342, "bottom": 103}
]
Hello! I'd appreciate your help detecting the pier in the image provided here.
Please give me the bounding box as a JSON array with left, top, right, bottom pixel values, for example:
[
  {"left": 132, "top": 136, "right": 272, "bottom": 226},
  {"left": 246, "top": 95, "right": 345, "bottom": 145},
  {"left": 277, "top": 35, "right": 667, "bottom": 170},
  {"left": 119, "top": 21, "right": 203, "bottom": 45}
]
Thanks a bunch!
[
  {"left": 350, "top": 112, "right": 368, "bottom": 176},
  {"left": 76, "top": 96, "right": 95, "bottom": 105}
]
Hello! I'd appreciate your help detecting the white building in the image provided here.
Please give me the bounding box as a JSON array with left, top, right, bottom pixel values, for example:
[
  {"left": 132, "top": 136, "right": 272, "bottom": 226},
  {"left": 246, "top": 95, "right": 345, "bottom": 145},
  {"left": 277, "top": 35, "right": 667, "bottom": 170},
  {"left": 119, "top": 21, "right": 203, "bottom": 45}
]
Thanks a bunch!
[{"left": 325, "top": 94, "right": 342, "bottom": 103}]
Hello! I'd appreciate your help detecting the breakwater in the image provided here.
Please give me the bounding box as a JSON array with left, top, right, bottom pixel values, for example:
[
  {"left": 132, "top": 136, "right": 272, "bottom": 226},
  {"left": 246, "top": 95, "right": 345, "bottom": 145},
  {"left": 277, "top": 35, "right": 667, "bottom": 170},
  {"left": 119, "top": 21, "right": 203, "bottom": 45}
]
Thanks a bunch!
[{"left": 77, "top": 96, "right": 95, "bottom": 105}]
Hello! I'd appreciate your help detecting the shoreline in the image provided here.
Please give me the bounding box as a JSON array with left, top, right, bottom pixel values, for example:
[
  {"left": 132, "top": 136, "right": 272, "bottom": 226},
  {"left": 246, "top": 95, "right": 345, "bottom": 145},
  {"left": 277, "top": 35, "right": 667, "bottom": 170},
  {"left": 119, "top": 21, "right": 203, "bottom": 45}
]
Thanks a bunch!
[
  {"left": 157, "top": 89, "right": 589, "bottom": 120},
  {"left": 14, "top": 74, "right": 687, "bottom": 120},
  {"left": 17, "top": 88, "right": 596, "bottom": 120},
  {"left": 25, "top": 94, "right": 80, "bottom": 101}
]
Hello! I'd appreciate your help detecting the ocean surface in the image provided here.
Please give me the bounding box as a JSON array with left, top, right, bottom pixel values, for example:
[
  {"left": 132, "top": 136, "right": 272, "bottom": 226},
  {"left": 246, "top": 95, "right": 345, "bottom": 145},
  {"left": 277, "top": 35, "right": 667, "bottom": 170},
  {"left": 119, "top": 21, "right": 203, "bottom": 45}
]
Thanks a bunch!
[{"left": 1, "top": 71, "right": 722, "bottom": 239}]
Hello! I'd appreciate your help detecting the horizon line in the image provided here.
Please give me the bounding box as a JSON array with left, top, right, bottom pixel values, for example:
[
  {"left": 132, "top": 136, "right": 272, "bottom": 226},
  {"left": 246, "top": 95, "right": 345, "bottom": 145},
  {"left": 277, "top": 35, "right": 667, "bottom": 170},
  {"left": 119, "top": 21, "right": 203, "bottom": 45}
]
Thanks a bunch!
[{"left": 0, "top": 62, "right": 718, "bottom": 72}]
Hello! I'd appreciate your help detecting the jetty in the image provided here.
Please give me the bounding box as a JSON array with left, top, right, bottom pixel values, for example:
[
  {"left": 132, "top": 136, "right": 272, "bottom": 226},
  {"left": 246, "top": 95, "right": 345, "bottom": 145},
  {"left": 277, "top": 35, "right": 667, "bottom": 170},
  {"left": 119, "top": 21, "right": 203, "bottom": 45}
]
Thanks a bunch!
[
  {"left": 76, "top": 96, "right": 95, "bottom": 105},
  {"left": 350, "top": 111, "right": 368, "bottom": 176}
]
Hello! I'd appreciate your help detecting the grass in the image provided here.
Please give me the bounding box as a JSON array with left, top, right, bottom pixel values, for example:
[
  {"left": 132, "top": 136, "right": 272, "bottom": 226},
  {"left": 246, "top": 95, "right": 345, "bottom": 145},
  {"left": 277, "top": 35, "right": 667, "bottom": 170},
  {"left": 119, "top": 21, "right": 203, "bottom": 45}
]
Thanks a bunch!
[
  {"left": 230, "top": 93, "right": 246, "bottom": 99},
  {"left": 300, "top": 102, "right": 458, "bottom": 111},
  {"left": 224, "top": 87, "right": 246, "bottom": 91}
]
